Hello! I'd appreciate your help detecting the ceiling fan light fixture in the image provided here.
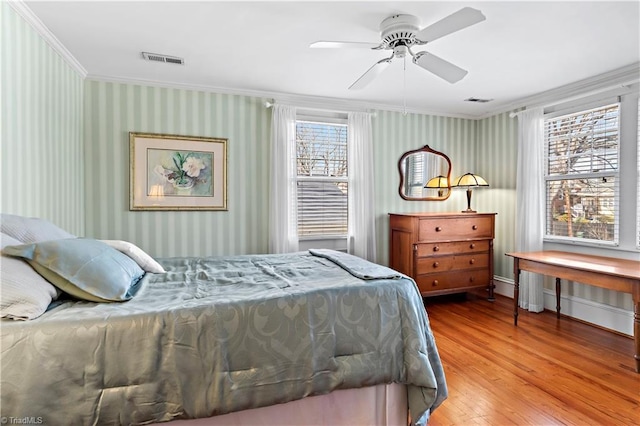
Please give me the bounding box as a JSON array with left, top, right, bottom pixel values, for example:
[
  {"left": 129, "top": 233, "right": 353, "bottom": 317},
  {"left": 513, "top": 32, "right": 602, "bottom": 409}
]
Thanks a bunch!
[{"left": 393, "top": 45, "right": 410, "bottom": 58}]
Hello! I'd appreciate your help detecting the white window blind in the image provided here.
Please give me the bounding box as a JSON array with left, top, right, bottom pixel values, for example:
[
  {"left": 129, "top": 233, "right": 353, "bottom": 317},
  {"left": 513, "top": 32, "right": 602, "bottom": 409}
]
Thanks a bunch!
[
  {"left": 295, "top": 120, "right": 348, "bottom": 238},
  {"left": 544, "top": 103, "right": 620, "bottom": 244},
  {"left": 404, "top": 153, "right": 425, "bottom": 197}
]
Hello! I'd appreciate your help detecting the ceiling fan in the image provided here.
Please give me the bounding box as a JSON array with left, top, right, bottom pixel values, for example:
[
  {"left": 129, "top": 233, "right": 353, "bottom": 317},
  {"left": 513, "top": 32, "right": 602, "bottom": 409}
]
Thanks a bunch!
[{"left": 310, "top": 7, "right": 485, "bottom": 89}]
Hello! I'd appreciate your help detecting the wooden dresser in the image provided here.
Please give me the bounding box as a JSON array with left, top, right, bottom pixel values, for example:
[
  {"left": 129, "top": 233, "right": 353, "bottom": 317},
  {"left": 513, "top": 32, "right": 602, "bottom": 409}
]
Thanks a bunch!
[{"left": 389, "top": 212, "right": 496, "bottom": 299}]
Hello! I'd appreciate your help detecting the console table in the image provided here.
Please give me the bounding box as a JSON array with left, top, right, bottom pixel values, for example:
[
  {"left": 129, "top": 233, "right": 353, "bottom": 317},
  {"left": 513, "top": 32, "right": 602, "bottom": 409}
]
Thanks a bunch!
[{"left": 505, "top": 250, "right": 640, "bottom": 373}]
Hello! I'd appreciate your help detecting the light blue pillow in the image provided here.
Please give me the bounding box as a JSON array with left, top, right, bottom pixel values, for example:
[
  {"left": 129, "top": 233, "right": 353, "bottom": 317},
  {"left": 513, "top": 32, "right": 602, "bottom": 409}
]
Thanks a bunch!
[{"left": 2, "top": 239, "right": 145, "bottom": 302}]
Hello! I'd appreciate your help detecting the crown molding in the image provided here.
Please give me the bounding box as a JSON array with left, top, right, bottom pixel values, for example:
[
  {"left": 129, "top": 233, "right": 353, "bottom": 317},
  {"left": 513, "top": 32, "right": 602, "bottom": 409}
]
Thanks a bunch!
[
  {"left": 477, "top": 62, "right": 640, "bottom": 119},
  {"left": 8, "top": 0, "right": 87, "bottom": 78},
  {"left": 86, "top": 64, "right": 640, "bottom": 122},
  {"left": 84, "top": 73, "right": 477, "bottom": 120}
]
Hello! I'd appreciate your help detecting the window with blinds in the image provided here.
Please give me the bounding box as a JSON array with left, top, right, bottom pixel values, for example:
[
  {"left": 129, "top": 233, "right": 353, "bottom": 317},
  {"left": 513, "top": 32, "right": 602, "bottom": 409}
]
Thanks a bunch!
[
  {"left": 295, "top": 120, "right": 348, "bottom": 238},
  {"left": 544, "top": 103, "right": 620, "bottom": 244}
]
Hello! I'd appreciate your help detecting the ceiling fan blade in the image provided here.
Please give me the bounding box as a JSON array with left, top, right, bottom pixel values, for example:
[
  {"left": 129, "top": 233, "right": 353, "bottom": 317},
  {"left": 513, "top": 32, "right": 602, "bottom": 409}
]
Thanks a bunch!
[
  {"left": 349, "top": 58, "right": 393, "bottom": 90},
  {"left": 415, "top": 7, "right": 485, "bottom": 43},
  {"left": 413, "top": 52, "right": 468, "bottom": 83},
  {"left": 310, "top": 41, "right": 382, "bottom": 49}
]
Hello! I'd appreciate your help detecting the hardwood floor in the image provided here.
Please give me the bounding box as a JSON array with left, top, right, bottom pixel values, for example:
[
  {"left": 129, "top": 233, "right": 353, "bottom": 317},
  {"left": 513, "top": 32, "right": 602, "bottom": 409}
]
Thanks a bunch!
[{"left": 423, "top": 292, "right": 640, "bottom": 426}]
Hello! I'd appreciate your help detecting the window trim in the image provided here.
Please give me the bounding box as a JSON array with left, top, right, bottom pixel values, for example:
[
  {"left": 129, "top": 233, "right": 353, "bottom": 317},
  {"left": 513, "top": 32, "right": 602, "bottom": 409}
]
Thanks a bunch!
[
  {"left": 637, "top": 95, "right": 640, "bottom": 249},
  {"left": 542, "top": 102, "right": 621, "bottom": 247}
]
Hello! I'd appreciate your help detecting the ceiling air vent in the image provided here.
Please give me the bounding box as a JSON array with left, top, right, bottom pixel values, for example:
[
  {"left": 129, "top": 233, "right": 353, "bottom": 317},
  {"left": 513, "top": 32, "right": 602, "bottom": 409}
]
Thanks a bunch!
[
  {"left": 142, "top": 52, "right": 184, "bottom": 65},
  {"left": 464, "top": 97, "right": 493, "bottom": 103}
]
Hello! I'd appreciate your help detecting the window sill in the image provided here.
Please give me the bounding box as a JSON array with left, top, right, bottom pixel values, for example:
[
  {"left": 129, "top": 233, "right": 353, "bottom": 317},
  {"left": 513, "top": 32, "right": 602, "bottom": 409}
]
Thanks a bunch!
[
  {"left": 543, "top": 239, "right": 640, "bottom": 256},
  {"left": 298, "top": 237, "right": 347, "bottom": 252}
]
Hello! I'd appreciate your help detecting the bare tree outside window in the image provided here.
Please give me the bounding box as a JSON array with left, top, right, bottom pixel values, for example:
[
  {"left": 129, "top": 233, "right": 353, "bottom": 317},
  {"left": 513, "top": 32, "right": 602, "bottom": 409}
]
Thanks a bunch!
[
  {"left": 545, "top": 104, "right": 619, "bottom": 243},
  {"left": 295, "top": 121, "right": 348, "bottom": 237}
]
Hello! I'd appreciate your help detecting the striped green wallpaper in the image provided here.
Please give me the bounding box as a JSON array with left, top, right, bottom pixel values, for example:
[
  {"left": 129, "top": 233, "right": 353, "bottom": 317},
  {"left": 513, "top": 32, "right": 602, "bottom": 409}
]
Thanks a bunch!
[
  {"left": 82, "top": 86, "right": 482, "bottom": 261},
  {"left": 371, "top": 110, "right": 478, "bottom": 265},
  {"left": 83, "top": 81, "right": 271, "bottom": 258},
  {"left": 475, "top": 112, "right": 517, "bottom": 279},
  {"left": 1, "top": 3, "right": 84, "bottom": 234},
  {"left": 372, "top": 110, "right": 521, "bottom": 293}
]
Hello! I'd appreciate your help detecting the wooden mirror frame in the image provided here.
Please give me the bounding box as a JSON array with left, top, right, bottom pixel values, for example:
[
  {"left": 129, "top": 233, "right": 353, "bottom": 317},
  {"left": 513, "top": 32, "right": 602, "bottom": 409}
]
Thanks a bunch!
[{"left": 398, "top": 145, "right": 452, "bottom": 201}]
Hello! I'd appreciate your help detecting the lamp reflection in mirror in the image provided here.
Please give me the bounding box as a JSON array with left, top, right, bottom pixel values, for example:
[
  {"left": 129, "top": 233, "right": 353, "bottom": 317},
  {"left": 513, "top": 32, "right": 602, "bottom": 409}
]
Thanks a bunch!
[
  {"left": 425, "top": 175, "right": 449, "bottom": 198},
  {"left": 451, "top": 173, "right": 488, "bottom": 213}
]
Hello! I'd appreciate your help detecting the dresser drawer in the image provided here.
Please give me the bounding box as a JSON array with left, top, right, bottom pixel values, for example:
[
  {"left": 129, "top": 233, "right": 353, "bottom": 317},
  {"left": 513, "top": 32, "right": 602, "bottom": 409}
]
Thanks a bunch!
[
  {"left": 416, "top": 240, "right": 490, "bottom": 257},
  {"left": 415, "top": 270, "right": 490, "bottom": 293},
  {"left": 418, "top": 216, "right": 494, "bottom": 242},
  {"left": 416, "top": 253, "right": 489, "bottom": 274}
]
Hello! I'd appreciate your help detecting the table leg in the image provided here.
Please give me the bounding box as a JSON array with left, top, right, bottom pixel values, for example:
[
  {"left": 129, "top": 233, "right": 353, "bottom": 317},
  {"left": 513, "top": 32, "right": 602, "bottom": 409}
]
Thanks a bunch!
[
  {"left": 634, "top": 291, "right": 640, "bottom": 373},
  {"left": 555, "top": 278, "right": 561, "bottom": 319},
  {"left": 513, "top": 259, "right": 520, "bottom": 326},
  {"left": 488, "top": 278, "right": 496, "bottom": 302}
]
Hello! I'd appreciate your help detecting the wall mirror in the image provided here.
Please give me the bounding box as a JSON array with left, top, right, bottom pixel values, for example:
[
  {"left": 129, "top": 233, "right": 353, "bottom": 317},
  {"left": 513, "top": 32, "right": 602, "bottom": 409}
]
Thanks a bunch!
[{"left": 398, "top": 145, "right": 452, "bottom": 201}]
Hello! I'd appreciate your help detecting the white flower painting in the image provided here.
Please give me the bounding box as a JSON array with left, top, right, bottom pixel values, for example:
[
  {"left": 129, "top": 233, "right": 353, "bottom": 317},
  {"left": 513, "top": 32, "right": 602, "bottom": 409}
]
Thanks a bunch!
[
  {"left": 148, "top": 150, "right": 213, "bottom": 196},
  {"left": 130, "top": 132, "right": 227, "bottom": 211}
]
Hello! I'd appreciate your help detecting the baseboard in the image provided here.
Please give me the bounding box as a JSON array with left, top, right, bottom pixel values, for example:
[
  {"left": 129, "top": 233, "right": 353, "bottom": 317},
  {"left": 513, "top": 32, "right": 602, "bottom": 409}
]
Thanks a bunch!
[{"left": 493, "top": 276, "right": 633, "bottom": 336}]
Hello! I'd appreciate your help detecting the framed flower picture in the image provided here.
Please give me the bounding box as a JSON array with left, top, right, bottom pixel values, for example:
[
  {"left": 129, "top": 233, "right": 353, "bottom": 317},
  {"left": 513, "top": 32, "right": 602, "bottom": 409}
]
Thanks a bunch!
[{"left": 129, "top": 132, "right": 227, "bottom": 210}]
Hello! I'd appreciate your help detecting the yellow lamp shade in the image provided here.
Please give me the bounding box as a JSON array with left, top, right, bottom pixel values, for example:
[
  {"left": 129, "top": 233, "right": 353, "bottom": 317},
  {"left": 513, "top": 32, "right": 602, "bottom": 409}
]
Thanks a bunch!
[
  {"left": 424, "top": 175, "right": 449, "bottom": 188},
  {"left": 451, "top": 173, "right": 488, "bottom": 188}
]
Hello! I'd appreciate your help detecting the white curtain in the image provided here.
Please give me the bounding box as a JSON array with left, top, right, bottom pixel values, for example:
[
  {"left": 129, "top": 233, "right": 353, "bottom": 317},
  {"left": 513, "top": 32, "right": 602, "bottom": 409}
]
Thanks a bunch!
[
  {"left": 516, "top": 108, "right": 545, "bottom": 312},
  {"left": 347, "top": 112, "right": 377, "bottom": 261},
  {"left": 269, "top": 104, "right": 299, "bottom": 253}
]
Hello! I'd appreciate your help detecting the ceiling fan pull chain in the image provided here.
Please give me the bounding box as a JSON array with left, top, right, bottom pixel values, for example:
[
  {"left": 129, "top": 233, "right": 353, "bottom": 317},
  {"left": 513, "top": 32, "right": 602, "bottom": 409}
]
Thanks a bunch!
[{"left": 403, "top": 55, "right": 407, "bottom": 116}]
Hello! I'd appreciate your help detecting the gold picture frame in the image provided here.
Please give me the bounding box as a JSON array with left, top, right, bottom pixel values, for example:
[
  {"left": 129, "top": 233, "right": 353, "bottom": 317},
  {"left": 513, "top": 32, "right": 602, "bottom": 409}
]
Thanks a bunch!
[{"left": 130, "top": 132, "right": 227, "bottom": 211}]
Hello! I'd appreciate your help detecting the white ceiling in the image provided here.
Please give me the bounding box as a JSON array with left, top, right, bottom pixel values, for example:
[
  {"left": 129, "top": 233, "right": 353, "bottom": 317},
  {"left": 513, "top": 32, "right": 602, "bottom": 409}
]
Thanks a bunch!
[{"left": 23, "top": 1, "right": 640, "bottom": 118}]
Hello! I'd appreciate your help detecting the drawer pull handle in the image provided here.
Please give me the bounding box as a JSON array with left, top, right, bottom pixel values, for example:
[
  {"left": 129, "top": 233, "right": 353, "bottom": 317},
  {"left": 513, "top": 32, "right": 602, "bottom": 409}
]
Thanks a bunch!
[
  {"left": 469, "top": 276, "right": 475, "bottom": 282},
  {"left": 435, "top": 226, "right": 442, "bottom": 232},
  {"left": 433, "top": 262, "right": 439, "bottom": 268},
  {"left": 472, "top": 225, "right": 478, "bottom": 230},
  {"left": 432, "top": 280, "right": 439, "bottom": 287},
  {"left": 433, "top": 246, "right": 440, "bottom": 252},
  {"left": 470, "top": 243, "right": 476, "bottom": 249},
  {"left": 469, "top": 259, "right": 475, "bottom": 265}
]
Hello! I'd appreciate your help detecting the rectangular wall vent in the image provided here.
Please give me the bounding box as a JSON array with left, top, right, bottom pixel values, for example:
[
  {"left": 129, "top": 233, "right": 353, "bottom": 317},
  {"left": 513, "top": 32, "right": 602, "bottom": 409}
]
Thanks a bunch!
[
  {"left": 141, "top": 52, "right": 184, "bottom": 65},
  {"left": 464, "top": 97, "right": 493, "bottom": 103}
]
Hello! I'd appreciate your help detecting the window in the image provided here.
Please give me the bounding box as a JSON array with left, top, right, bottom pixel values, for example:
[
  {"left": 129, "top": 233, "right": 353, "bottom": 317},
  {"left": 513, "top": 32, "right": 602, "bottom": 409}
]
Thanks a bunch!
[
  {"left": 544, "top": 103, "right": 620, "bottom": 244},
  {"left": 295, "top": 120, "right": 348, "bottom": 238}
]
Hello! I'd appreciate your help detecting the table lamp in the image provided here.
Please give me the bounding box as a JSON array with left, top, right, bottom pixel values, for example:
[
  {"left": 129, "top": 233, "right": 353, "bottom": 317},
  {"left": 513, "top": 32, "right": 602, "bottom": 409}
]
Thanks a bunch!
[
  {"left": 451, "top": 173, "right": 488, "bottom": 213},
  {"left": 424, "top": 175, "right": 449, "bottom": 197}
]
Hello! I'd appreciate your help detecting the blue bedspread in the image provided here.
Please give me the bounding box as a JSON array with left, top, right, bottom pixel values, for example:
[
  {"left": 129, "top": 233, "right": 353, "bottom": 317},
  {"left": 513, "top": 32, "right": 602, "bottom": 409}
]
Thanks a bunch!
[{"left": 1, "top": 250, "right": 447, "bottom": 425}]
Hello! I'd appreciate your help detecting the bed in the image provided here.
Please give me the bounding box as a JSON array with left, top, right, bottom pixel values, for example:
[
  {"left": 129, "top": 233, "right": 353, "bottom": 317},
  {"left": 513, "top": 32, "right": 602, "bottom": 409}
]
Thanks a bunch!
[{"left": 0, "top": 214, "right": 447, "bottom": 425}]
